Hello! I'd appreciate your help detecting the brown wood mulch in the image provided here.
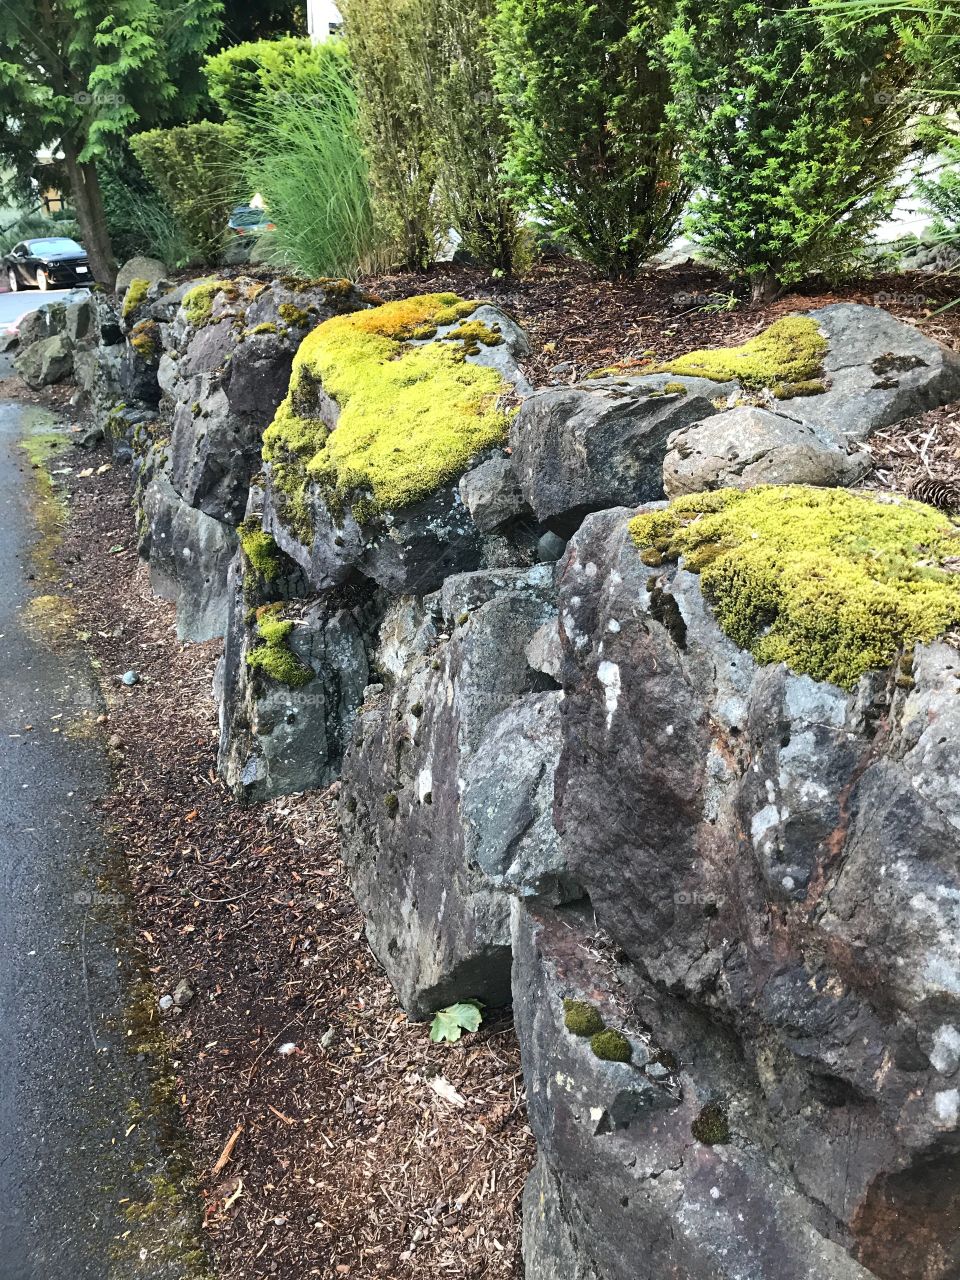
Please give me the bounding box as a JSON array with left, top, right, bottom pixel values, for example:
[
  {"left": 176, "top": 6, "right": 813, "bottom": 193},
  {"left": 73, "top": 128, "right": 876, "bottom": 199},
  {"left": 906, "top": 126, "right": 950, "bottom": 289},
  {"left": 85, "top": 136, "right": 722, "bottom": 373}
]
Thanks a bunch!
[
  {"left": 48, "top": 452, "right": 532, "bottom": 1280},
  {"left": 17, "top": 256, "right": 960, "bottom": 1279}
]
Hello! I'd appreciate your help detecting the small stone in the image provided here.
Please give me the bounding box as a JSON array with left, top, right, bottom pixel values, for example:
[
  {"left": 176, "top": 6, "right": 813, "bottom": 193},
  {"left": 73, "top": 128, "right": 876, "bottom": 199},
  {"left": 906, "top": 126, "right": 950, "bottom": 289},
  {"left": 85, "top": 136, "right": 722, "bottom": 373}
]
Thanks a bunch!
[
  {"left": 537, "top": 531, "right": 567, "bottom": 563},
  {"left": 645, "top": 1061, "right": 671, "bottom": 1081},
  {"left": 173, "top": 978, "right": 195, "bottom": 1008},
  {"left": 108, "top": 733, "right": 123, "bottom": 750},
  {"left": 121, "top": 670, "right": 139, "bottom": 686},
  {"left": 158, "top": 994, "right": 174, "bottom": 1013},
  {"left": 320, "top": 1027, "right": 335, "bottom": 1049}
]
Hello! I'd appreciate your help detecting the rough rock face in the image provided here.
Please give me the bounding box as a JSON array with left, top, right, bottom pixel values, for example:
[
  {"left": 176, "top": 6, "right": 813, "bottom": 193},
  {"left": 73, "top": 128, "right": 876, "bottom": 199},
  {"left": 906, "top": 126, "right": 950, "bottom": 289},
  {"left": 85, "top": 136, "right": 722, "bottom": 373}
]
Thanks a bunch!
[
  {"left": 116, "top": 255, "right": 167, "bottom": 292},
  {"left": 663, "top": 405, "right": 869, "bottom": 496},
  {"left": 15, "top": 333, "right": 73, "bottom": 387},
  {"left": 140, "top": 472, "right": 238, "bottom": 642},
  {"left": 797, "top": 303, "right": 960, "bottom": 443},
  {"left": 339, "top": 564, "right": 558, "bottom": 1017},
  {"left": 510, "top": 382, "right": 718, "bottom": 534},
  {"left": 549, "top": 505, "right": 960, "bottom": 1280}
]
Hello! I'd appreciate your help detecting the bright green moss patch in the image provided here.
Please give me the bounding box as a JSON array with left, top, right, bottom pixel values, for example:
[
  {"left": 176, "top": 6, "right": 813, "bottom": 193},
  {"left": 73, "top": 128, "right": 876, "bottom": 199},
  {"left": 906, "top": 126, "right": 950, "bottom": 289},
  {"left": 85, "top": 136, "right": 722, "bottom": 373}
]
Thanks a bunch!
[
  {"left": 182, "top": 280, "right": 234, "bottom": 327},
  {"left": 653, "top": 316, "right": 827, "bottom": 389},
  {"left": 262, "top": 293, "right": 509, "bottom": 517},
  {"left": 238, "top": 518, "right": 282, "bottom": 579},
  {"left": 663, "top": 381, "right": 687, "bottom": 395},
  {"left": 278, "top": 302, "right": 313, "bottom": 328},
  {"left": 591, "top": 1029, "right": 632, "bottom": 1062},
  {"left": 244, "top": 322, "right": 279, "bottom": 338},
  {"left": 629, "top": 486, "right": 960, "bottom": 689},
  {"left": 563, "top": 999, "right": 605, "bottom": 1037},
  {"left": 122, "top": 277, "right": 150, "bottom": 319},
  {"left": 130, "top": 319, "right": 160, "bottom": 361},
  {"left": 772, "top": 378, "right": 826, "bottom": 400},
  {"left": 245, "top": 605, "right": 313, "bottom": 687}
]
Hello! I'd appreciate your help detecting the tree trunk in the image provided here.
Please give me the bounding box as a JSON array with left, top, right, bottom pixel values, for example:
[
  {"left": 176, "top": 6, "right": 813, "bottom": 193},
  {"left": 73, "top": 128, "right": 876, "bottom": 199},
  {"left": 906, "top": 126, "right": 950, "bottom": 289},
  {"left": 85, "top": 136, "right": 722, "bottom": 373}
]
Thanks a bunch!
[
  {"left": 62, "top": 140, "right": 117, "bottom": 289},
  {"left": 750, "top": 268, "right": 781, "bottom": 305}
]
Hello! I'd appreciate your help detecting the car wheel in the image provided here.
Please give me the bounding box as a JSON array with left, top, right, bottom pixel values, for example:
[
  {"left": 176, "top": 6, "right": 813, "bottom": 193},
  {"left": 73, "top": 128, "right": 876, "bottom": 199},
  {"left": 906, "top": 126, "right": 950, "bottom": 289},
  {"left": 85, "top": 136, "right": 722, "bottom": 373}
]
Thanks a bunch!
[
  {"left": 36, "top": 268, "right": 49, "bottom": 291},
  {"left": 7, "top": 269, "right": 18, "bottom": 293}
]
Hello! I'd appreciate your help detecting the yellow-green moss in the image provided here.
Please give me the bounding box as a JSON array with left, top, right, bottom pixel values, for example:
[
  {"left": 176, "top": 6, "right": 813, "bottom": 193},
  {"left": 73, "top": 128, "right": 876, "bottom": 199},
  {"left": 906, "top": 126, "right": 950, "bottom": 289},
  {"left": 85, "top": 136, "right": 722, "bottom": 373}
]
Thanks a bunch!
[
  {"left": 590, "top": 1029, "right": 632, "bottom": 1062},
  {"left": 663, "top": 381, "right": 688, "bottom": 395},
  {"left": 278, "top": 302, "right": 313, "bottom": 328},
  {"left": 122, "top": 277, "right": 150, "bottom": 319},
  {"left": 238, "top": 518, "right": 282, "bottom": 579},
  {"left": 243, "top": 321, "right": 279, "bottom": 338},
  {"left": 245, "top": 605, "right": 313, "bottom": 687},
  {"left": 772, "top": 378, "right": 826, "bottom": 400},
  {"left": 262, "top": 293, "right": 509, "bottom": 517},
  {"left": 653, "top": 317, "right": 827, "bottom": 390},
  {"left": 182, "top": 280, "right": 233, "bottom": 327},
  {"left": 629, "top": 486, "right": 960, "bottom": 689},
  {"left": 563, "top": 999, "right": 605, "bottom": 1037},
  {"left": 130, "top": 319, "right": 160, "bottom": 361}
]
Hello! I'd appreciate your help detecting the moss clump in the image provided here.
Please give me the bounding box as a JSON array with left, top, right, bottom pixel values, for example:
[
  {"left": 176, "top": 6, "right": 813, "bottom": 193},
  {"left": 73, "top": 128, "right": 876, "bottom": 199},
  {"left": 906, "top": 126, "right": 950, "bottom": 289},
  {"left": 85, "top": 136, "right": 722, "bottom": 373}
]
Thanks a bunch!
[
  {"left": 691, "top": 1101, "right": 730, "bottom": 1145},
  {"left": 122, "top": 277, "right": 150, "bottom": 319},
  {"left": 772, "top": 378, "right": 826, "bottom": 400},
  {"left": 591, "top": 1029, "right": 632, "bottom": 1062},
  {"left": 629, "top": 486, "right": 960, "bottom": 689},
  {"left": 663, "top": 381, "right": 687, "bottom": 395},
  {"left": 182, "top": 280, "right": 233, "bottom": 327},
  {"left": 245, "top": 605, "right": 313, "bottom": 687},
  {"left": 442, "top": 318, "right": 504, "bottom": 356},
  {"left": 130, "top": 319, "right": 160, "bottom": 361},
  {"left": 243, "top": 322, "right": 279, "bottom": 337},
  {"left": 653, "top": 316, "right": 827, "bottom": 389},
  {"left": 238, "top": 518, "right": 282, "bottom": 579},
  {"left": 278, "top": 302, "right": 314, "bottom": 328},
  {"left": 563, "top": 999, "right": 605, "bottom": 1037},
  {"left": 262, "top": 293, "right": 509, "bottom": 517},
  {"left": 384, "top": 792, "right": 400, "bottom": 818}
]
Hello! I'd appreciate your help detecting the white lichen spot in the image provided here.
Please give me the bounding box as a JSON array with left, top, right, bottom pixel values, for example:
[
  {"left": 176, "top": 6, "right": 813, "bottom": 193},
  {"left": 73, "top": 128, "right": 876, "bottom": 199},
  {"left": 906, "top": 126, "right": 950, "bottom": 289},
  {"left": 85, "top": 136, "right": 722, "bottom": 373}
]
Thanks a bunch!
[
  {"left": 935, "top": 1089, "right": 960, "bottom": 1126},
  {"left": 597, "top": 661, "right": 621, "bottom": 730},
  {"left": 607, "top": 618, "right": 621, "bottom": 633},
  {"left": 931, "top": 1025, "right": 960, "bottom": 1076},
  {"left": 590, "top": 1106, "right": 604, "bottom": 1123},
  {"left": 751, "top": 804, "right": 780, "bottom": 845},
  {"left": 417, "top": 768, "right": 432, "bottom": 804},
  {"left": 585, "top": 562, "right": 598, "bottom": 579}
]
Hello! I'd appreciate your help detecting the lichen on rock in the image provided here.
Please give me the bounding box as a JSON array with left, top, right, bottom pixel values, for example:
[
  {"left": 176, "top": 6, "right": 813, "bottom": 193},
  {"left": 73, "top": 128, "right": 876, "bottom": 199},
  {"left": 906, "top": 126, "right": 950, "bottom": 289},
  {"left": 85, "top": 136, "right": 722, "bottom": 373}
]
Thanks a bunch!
[
  {"left": 629, "top": 485, "right": 960, "bottom": 688},
  {"left": 653, "top": 316, "right": 827, "bottom": 390},
  {"left": 262, "top": 292, "right": 511, "bottom": 518}
]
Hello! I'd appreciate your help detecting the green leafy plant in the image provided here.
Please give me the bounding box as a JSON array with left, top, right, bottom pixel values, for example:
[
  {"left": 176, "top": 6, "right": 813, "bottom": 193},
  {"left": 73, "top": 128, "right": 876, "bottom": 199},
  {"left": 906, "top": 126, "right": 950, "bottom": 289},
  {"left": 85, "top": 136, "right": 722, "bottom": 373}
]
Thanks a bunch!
[
  {"left": 664, "top": 0, "right": 929, "bottom": 300},
  {"left": 130, "top": 122, "right": 245, "bottom": 265},
  {"left": 340, "top": 0, "right": 442, "bottom": 269},
  {"left": 99, "top": 146, "right": 195, "bottom": 266},
  {"left": 205, "top": 35, "right": 347, "bottom": 128},
  {"left": 430, "top": 1001, "right": 483, "bottom": 1043},
  {"left": 492, "top": 0, "right": 687, "bottom": 277}
]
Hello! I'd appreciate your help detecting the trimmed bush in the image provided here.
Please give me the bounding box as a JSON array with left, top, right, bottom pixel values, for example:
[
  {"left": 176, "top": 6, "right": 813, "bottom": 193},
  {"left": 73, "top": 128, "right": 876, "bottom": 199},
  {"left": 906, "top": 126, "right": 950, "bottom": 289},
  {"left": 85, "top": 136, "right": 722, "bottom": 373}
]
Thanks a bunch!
[
  {"left": 664, "top": 0, "right": 922, "bottom": 300},
  {"left": 205, "top": 35, "right": 345, "bottom": 126},
  {"left": 339, "top": 0, "right": 441, "bottom": 269},
  {"left": 412, "top": 0, "right": 523, "bottom": 271},
  {"left": 130, "top": 122, "right": 244, "bottom": 264},
  {"left": 493, "top": 0, "right": 687, "bottom": 277}
]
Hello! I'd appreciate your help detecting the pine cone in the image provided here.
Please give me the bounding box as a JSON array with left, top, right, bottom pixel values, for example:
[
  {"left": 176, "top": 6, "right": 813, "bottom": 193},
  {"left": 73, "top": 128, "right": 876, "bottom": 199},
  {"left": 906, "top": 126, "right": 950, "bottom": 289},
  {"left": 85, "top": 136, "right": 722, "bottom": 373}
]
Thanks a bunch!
[{"left": 906, "top": 475, "right": 960, "bottom": 514}]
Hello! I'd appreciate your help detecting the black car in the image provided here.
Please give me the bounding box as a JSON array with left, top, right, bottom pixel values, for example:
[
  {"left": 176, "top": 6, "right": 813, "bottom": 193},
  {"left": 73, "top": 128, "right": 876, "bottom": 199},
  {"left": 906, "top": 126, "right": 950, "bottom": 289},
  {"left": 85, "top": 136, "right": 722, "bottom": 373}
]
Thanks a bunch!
[{"left": 4, "top": 237, "right": 91, "bottom": 291}]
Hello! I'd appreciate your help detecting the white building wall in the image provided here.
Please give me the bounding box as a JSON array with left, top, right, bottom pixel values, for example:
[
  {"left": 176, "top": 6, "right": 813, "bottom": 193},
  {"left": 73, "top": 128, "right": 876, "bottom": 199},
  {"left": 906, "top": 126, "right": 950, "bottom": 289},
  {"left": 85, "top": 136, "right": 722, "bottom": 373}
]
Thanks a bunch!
[{"left": 307, "top": 0, "right": 343, "bottom": 40}]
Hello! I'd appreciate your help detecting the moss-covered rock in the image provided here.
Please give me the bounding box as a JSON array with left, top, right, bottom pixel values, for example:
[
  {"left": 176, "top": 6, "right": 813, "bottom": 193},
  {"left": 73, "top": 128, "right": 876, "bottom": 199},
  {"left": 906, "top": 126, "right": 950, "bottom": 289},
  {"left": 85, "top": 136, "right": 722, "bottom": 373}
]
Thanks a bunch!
[
  {"left": 653, "top": 316, "right": 827, "bottom": 390},
  {"left": 244, "top": 605, "right": 314, "bottom": 687},
  {"left": 691, "top": 1101, "right": 730, "bottom": 1145},
  {"left": 237, "top": 519, "right": 282, "bottom": 580},
  {"left": 590, "top": 1029, "right": 632, "bottom": 1062},
  {"left": 262, "top": 292, "right": 511, "bottom": 517},
  {"left": 129, "top": 319, "right": 160, "bottom": 362},
  {"left": 182, "top": 280, "right": 234, "bottom": 328},
  {"left": 122, "top": 277, "right": 150, "bottom": 320},
  {"left": 629, "top": 486, "right": 960, "bottom": 688}
]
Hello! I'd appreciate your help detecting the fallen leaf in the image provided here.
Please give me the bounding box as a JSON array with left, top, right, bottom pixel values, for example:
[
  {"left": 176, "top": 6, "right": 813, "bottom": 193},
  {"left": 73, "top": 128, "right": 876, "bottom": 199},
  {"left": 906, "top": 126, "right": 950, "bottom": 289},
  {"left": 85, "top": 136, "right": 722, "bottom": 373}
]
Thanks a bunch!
[{"left": 427, "top": 1075, "right": 467, "bottom": 1108}]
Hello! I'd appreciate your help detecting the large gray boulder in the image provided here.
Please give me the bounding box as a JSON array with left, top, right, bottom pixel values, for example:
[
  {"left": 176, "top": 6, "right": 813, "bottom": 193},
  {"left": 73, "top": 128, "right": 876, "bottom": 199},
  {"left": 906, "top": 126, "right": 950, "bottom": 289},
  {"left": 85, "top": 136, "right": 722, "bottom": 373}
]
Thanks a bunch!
[
  {"left": 15, "top": 333, "right": 73, "bottom": 388},
  {"left": 788, "top": 303, "right": 960, "bottom": 444},
  {"left": 339, "top": 564, "right": 558, "bottom": 1018},
  {"left": 663, "top": 404, "right": 869, "bottom": 497},
  {"left": 115, "top": 256, "right": 168, "bottom": 292},
  {"left": 140, "top": 472, "right": 238, "bottom": 642},
  {"left": 510, "top": 382, "right": 719, "bottom": 535},
  {"left": 549, "top": 505, "right": 960, "bottom": 1278},
  {"left": 515, "top": 902, "right": 877, "bottom": 1280}
]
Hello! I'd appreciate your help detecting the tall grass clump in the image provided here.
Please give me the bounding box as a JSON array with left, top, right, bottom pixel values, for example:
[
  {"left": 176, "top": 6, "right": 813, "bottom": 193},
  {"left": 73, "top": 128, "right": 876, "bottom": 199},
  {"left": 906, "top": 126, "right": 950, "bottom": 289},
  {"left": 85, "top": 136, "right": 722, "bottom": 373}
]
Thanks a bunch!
[{"left": 238, "top": 46, "right": 377, "bottom": 278}]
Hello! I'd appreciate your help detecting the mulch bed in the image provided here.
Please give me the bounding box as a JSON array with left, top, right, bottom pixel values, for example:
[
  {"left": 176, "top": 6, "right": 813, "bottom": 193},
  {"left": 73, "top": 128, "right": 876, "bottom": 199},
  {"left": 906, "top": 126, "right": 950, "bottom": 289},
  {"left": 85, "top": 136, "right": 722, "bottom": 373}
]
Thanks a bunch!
[{"left": 48, "top": 452, "right": 532, "bottom": 1280}]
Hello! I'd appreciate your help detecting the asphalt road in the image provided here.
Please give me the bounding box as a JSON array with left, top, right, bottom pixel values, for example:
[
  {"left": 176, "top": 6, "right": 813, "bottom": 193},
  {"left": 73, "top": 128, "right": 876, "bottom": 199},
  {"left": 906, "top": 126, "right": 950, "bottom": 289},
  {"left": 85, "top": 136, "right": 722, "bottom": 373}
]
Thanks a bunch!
[
  {"left": 0, "top": 288, "right": 89, "bottom": 333},
  {"left": 0, "top": 400, "right": 200, "bottom": 1278}
]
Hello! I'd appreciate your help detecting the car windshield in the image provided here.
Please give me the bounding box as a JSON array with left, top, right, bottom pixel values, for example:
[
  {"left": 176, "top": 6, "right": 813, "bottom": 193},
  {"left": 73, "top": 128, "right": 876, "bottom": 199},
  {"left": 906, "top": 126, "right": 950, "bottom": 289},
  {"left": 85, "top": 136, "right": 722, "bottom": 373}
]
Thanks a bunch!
[
  {"left": 27, "top": 238, "right": 83, "bottom": 255},
  {"left": 231, "top": 208, "right": 267, "bottom": 226}
]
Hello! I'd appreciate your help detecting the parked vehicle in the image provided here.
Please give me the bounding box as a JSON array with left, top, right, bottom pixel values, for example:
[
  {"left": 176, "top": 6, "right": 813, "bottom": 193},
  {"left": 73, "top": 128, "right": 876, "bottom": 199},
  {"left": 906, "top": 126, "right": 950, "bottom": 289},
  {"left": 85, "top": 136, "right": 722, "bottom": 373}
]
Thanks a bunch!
[
  {"left": 3, "top": 237, "right": 90, "bottom": 291},
  {"left": 227, "top": 205, "right": 276, "bottom": 237}
]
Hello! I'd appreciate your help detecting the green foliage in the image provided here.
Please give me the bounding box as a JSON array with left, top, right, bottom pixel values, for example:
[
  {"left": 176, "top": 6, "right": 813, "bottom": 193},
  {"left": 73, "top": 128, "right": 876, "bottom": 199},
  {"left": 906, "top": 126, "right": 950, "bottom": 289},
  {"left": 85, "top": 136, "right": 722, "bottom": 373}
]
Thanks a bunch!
[
  {"left": 340, "top": 0, "right": 441, "bottom": 269},
  {"left": 98, "top": 146, "right": 195, "bottom": 267},
  {"left": 563, "top": 999, "right": 605, "bottom": 1037},
  {"left": 654, "top": 317, "right": 827, "bottom": 388},
  {"left": 590, "top": 1029, "right": 632, "bottom": 1062},
  {"left": 131, "top": 122, "right": 245, "bottom": 264},
  {"left": 692, "top": 1101, "right": 730, "bottom": 1144},
  {"left": 430, "top": 1001, "right": 483, "bottom": 1043},
  {"left": 492, "top": 0, "right": 687, "bottom": 277},
  {"left": 263, "top": 294, "right": 509, "bottom": 517},
  {"left": 205, "top": 36, "right": 340, "bottom": 125},
  {"left": 664, "top": 0, "right": 925, "bottom": 299},
  {"left": 411, "top": 0, "right": 523, "bottom": 271},
  {"left": 629, "top": 486, "right": 960, "bottom": 688},
  {"left": 917, "top": 142, "right": 960, "bottom": 244},
  {"left": 0, "top": 211, "right": 81, "bottom": 258}
]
